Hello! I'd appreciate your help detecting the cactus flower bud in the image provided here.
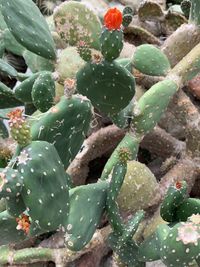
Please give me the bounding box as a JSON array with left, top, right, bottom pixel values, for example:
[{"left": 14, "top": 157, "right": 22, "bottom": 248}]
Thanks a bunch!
[
  {"left": 104, "top": 8, "right": 123, "bottom": 30},
  {"left": 175, "top": 181, "right": 182, "bottom": 189},
  {"left": 7, "top": 109, "right": 31, "bottom": 147}
]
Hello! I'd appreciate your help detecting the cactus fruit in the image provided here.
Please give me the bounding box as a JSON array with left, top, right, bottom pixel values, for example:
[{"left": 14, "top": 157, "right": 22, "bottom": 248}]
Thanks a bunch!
[
  {"left": 31, "top": 95, "right": 93, "bottom": 168},
  {"left": 53, "top": 1, "right": 101, "bottom": 50},
  {"left": 117, "top": 161, "right": 159, "bottom": 213},
  {"left": 7, "top": 109, "right": 31, "bottom": 147},
  {"left": 76, "top": 60, "right": 135, "bottom": 115},
  {"left": 65, "top": 181, "right": 108, "bottom": 251},
  {"left": 132, "top": 44, "right": 171, "bottom": 76},
  {"left": 0, "top": 0, "right": 56, "bottom": 60},
  {"left": 31, "top": 72, "right": 55, "bottom": 112}
]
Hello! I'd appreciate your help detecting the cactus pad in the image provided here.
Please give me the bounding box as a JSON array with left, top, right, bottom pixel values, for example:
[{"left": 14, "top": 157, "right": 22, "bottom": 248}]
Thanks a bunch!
[{"left": 76, "top": 60, "right": 135, "bottom": 115}]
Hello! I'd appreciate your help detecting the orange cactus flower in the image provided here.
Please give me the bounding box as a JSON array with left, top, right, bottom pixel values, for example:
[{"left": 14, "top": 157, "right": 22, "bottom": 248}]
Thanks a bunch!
[
  {"left": 16, "top": 214, "right": 31, "bottom": 235},
  {"left": 7, "top": 108, "right": 23, "bottom": 120},
  {"left": 104, "top": 8, "right": 123, "bottom": 30}
]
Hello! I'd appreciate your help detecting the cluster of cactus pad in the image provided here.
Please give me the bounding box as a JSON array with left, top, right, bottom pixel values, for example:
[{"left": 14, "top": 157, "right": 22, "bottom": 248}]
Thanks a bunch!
[{"left": 0, "top": 0, "right": 200, "bottom": 266}]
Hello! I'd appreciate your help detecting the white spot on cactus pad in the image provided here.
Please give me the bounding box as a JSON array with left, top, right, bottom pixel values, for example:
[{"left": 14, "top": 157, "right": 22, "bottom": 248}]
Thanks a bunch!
[
  {"left": 176, "top": 222, "right": 200, "bottom": 245},
  {"left": 17, "top": 150, "right": 31, "bottom": 165}
]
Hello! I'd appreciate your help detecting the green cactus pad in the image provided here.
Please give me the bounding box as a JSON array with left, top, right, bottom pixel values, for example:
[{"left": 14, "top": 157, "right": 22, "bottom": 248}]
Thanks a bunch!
[
  {"left": 132, "top": 44, "right": 171, "bottom": 76},
  {"left": 65, "top": 181, "right": 108, "bottom": 251},
  {"left": 106, "top": 162, "right": 127, "bottom": 234},
  {"left": 0, "top": 59, "right": 18, "bottom": 77},
  {"left": 0, "top": 82, "right": 22, "bottom": 109},
  {"left": 56, "top": 46, "right": 85, "bottom": 84},
  {"left": 160, "top": 181, "right": 188, "bottom": 223},
  {"left": 117, "top": 160, "right": 159, "bottom": 213},
  {"left": 138, "top": 232, "right": 160, "bottom": 262},
  {"left": 160, "top": 222, "right": 200, "bottom": 267},
  {"left": 110, "top": 100, "right": 134, "bottom": 129},
  {"left": 53, "top": 1, "right": 101, "bottom": 50},
  {"left": 23, "top": 50, "right": 55, "bottom": 73},
  {"left": 14, "top": 73, "right": 40, "bottom": 103},
  {"left": 116, "top": 58, "right": 132, "bottom": 73},
  {"left": 0, "top": 198, "right": 6, "bottom": 212},
  {"left": 2, "top": 29, "right": 25, "bottom": 56},
  {"left": 0, "top": 167, "right": 25, "bottom": 217},
  {"left": 1, "top": 0, "right": 56, "bottom": 60},
  {"left": 175, "top": 198, "right": 200, "bottom": 222},
  {"left": 0, "top": 38, "right": 4, "bottom": 58},
  {"left": 100, "top": 29, "right": 123, "bottom": 61},
  {"left": 108, "top": 232, "right": 145, "bottom": 267},
  {"left": 17, "top": 141, "right": 70, "bottom": 236},
  {"left": 31, "top": 95, "right": 92, "bottom": 168},
  {"left": 118, "top": 210, "right": 145, "bottom": 246},
  {"left": 131, "top": 80, "right": 178, "bottom": 135},
  {"left": 101, "top": 133, "right": 140, "bottom": 180},
  {"left": 76, "top": 60, "right": 135, "bottom": 115},
  {"left": 32, "top": 72, "right": 55, "bottom": 112},
  {"left": 77, "top": 41, "right": 92, "bottom": 62},
  {"left": 138, "top": 224, "right": 170, "bottom": 262},
  {"left": 0, "top": 210, "right": 27, "bottom": 246}
]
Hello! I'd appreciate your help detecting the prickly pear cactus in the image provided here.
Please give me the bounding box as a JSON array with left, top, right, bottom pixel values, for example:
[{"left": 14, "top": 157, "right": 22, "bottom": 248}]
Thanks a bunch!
[
  {"left": 132, "top": 44, "right": 171, "bottom": 76},
  {"left": 160, "top": 219, "right": 200, "bottom": 267},
  {"left": 31, "top": 95, "right": 93, "bottom": 168},
  {"left": 0, "top": 82, "right": 22, "bottom": 109},
  {"left": 31, "top": 71, "right": 55, "bottom": 112},
  {"left": 117, "top": 161, "right": 159, "bottom": 213},
  {"left": 65, "top": 181, "right": 108, "bottom": 251},
  {"left": 76, "top": 60, "right": 135, "bottom": 115},
  {"left": 17, "top": 140, "right": 70, "bottom": 236},
  {"left": 53, "top": 1, "right": 101, "bottom": 49},
  {"left": 0, "top": 0, "right": 56, "bottom": 59}
]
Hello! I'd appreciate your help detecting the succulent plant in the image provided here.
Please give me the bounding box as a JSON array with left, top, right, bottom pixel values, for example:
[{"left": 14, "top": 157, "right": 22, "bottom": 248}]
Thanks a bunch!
[{"left": 1, "top": 1, "right": 200, "bottom": 266}]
